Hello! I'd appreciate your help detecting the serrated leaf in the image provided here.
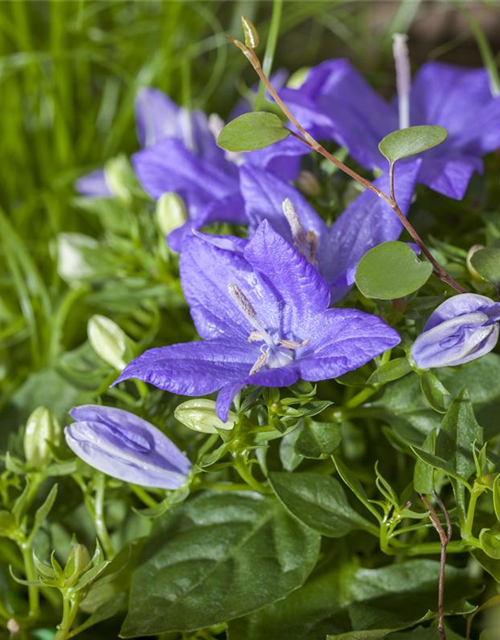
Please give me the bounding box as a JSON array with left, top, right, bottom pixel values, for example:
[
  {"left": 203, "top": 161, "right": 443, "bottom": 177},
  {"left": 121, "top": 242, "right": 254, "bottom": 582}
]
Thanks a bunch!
[
  {"left": 355, "top": 242, "right": 432, "bottom": 300},
  {"left": 379, "top": 125, "right": 448, "bottom": 163},
  {"left": 217, "top": 112, "right": 290, "bottom": 152},
  {"left": 269, "top": 472, "right": 376, "bottom": 537},
  {"left": 121, "top": 492, "right": 320, "bottom": 636}
]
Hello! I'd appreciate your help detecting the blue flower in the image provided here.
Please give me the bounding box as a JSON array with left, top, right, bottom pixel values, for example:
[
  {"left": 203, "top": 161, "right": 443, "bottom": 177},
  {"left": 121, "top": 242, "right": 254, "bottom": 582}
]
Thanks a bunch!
[
  {"left": 239, "top": 162, "right": 419, "bottom": 302},
  {"left": 411, "top": 293, "right": 500, "bottom": 370},
  {"left": 65, "top": 405, "right": 191, "bottom": 489},
  {"left": 282, "top": 59, "right": 500, "bottom": 200},
  {"left": 115, "top": 221, "right": 400, "bottom": 421}
]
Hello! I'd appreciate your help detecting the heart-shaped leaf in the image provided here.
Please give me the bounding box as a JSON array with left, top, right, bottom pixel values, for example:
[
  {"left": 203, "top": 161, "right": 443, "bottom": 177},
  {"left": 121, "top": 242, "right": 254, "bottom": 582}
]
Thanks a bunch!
[
  {"left": 379, "top": 125, "right": 447, "bottom": 163},
  {"left": 355, "top": 241, "right": 432, "bottom": 300},
  {"left": 217, "top": 112, "right": 290, "bottom": 152}
]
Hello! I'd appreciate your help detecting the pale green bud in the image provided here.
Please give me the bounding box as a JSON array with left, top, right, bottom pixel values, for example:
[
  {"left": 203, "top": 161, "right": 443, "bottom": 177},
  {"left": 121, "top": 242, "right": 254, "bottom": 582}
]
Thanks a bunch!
[
  {"left": 88, "top": 315, "right": 131, "bottom": 370},
  {"left": 64, "top": 543, "right": 91, "bottom": 586},
  {"left": 466, "top": 244, "right": 485, "bottom": 281},
  {"left": 174, "top": 399, "right": 236, "bottom": 433},
  {"left": 286, "top": 67, "right": 310, "bottom": 89},
  {"left": 156, "top": 193, "right": 188, "bottom": 237},
  {"left": 104, "top": 155, "right": 135, "bottom": 201},
  {"left": 57, "top": 233, "right": 98, "bottom": 284},
  {"left": 24, "top": 407, "right": 61, "bottom": 469}
]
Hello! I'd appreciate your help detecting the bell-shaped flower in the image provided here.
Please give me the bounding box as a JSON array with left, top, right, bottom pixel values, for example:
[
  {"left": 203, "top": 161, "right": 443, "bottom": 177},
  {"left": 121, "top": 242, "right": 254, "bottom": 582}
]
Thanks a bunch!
[
  {"left": 240, "top": 162, "right": 419, "bottom": 302},
  {"left": 65, "top": 405, "right": 191, "bottom": 489},
  {"left": 282, "top": 59, "right": 500, "bottom": 200},
  {"left": 411, "top": 293, "right": 500, "bottom": 370},
  {"left": 115, "top": 221, "right": 400, "bottom": 421}
]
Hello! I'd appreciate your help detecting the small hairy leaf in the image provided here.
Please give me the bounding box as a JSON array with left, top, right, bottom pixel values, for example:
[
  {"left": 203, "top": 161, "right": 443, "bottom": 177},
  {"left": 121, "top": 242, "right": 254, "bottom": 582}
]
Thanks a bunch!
[
  {"left": 217, "top": 112, "right": 290, "bottom": 152},
  {"left": 379, "top": 125, "right": 448, "bottom": 163}
]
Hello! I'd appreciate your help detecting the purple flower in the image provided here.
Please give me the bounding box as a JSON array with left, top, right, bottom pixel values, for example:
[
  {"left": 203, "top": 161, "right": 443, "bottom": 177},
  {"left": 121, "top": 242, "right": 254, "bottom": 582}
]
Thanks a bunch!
[
  {"left": 75, "top": 169, "right": 112, "bottom": 198},
  {"left": 411, "top": 294, "right": 500, "bottom": 370},
  {"left": 115, "top": 221, "right": 400, "bottom": 421},
  {"left": 65, "top": 405, "right": 191, "bottom": 489},
  {"left": 283, "top": 59, "right": 500, "bottom": 199},
  {"left": 240, "top": 162, "right": 419, "bottom": 302}
]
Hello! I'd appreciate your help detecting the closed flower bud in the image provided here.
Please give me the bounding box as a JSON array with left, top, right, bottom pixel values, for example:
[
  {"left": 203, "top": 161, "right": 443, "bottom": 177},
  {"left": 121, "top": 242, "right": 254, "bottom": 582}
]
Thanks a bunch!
[
  {"left": 466, "top": 244, "right": 485, "bottom": 281},
  {"left": 64, "top": 543, "right": 91, "bottom": 586},
  {"left": 65, "top": 405, "right": 191, "bottom": 489},
  {"left": 156, "top": 193, "right": 188, "bottom": 237},
  {"left": 24, "top": 407, "right": 61, "bottom": 469},
  {"left": 57, "top": 233, "right": 98, "bottom": 284},
  {"left": 104, "top": 155, "right": 134, "bottom": 201},
  {"left": 174, "top": 399, "right": 236, "bottom": 433},
  {"left": 411, "top": 293, "right": 500, "bottom": 370},
  {"left": 88, "top": 315, "right": 131, "bottom": 370}
]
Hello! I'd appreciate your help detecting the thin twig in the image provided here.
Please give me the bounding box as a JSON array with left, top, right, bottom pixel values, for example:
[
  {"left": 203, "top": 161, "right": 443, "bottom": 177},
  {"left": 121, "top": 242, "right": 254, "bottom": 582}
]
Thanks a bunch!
[
  {"left": 230, "top": 36, "right": 467, "bottom": 295},
  {"left": 420, "top": 493, "right": 451, "bottom": 640}
]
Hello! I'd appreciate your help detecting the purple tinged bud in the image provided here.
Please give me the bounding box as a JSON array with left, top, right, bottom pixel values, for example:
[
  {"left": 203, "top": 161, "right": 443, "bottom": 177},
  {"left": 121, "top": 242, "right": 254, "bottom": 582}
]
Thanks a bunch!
[
  {"left": 65, "top": 405, "right": 191, "bottom": 489},
  {"left": 411, "top": 293, "right": 500, "bottom": 370}
]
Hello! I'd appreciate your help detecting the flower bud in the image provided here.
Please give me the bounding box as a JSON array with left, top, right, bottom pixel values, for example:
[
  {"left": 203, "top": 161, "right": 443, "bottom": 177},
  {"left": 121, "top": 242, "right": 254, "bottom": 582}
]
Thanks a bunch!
[
  {"left": 174, "top": 399, "right": 236, "bottom": 433},
  {"left": 65, "top": 405, "right": 191, "bottom": 489},
  {"left": 24, "top": 407, "right": 61, "bottom": 469},
  {"left": 57, "top": 233, "right": 98, "bottom": 284},
  {"left": 156, "top": 193, "right": 188, "bottom": 237},
  {"left": 411, "top": 293, "right": 500, "bottom": 370},
  {"left": 104, "top": 155, "right": 134, "bottom": 201},
  {"left": 88, "top": 315, "right": 131, "bottom": 370},
  {"left": 466, "top": 244, "right": 485, "bottom": 281},
  {"left": 295, "top": 171, "right": 321, "bottom": 198},
  {"left": 64, "top": 543, "right": 91, "bottom": 586}
]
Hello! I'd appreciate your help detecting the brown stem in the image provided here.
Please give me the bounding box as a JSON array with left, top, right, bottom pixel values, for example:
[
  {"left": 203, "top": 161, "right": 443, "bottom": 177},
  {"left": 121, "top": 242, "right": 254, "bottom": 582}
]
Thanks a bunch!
[
  {"left": 232, "top": 37, "right": 467, "bottom": 295},
  {"left": 420, "top": 494, "right": 451, "bottom": 640}
]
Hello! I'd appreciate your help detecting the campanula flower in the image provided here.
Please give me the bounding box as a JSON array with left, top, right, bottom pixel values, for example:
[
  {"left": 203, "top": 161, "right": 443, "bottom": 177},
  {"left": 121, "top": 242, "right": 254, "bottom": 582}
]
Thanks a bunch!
[
  {"left": 115, "top": 221, "right": 400, "bottom": 421},
  {"left": 282, "top": 59, "right": 500, "bottom": 199},
  {"left": 240, "top": 162, "right": 419, "bottom": 302},
  {"left": 411, "top": 294, "right": 500, "bottom": 370},
  {"left": 65, "top": 405, "right": 191, "bottom": 489}
]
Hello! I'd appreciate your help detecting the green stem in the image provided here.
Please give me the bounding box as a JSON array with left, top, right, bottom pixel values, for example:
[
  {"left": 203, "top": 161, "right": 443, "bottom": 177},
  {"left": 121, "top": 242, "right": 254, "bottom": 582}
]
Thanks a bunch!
[
  {"left": 233, "top": 455, "right": 270, "bottom": 494},
  {"left": 131, "top": 485, "right": 159, "bottom": 509},
  {"left": 254, "top": 0, "right": 283, "bottom": 111},
  {"left": 94, "top": 475, "right": 114, "bottom": 559},
  {"left": 463, "top": 484, "right": 484, "bottom": 540},
  {"left": 55, "top": 596, "right": 81, "bottom": 640},
  {"left": 20, "top": 542, "right": 39, "bottom": 619},
  {"left": 345, "top": 386, "right": 377, "bottom": 410}
]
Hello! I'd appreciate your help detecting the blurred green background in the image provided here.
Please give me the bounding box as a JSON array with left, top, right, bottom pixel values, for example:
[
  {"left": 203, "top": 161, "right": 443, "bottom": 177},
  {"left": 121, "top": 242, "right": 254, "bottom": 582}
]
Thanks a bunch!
[{"left": 0, "top": 0, "right": 499, "bottom": 434}]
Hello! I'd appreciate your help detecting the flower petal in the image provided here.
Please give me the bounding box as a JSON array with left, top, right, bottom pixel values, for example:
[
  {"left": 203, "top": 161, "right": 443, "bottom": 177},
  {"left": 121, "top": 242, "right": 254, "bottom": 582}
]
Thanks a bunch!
[
  {"left": 75, "top": 169, "right": 112, "bottom": 198},
  {"left": 417, "top": 155, "right": 483, "bottom": 200},
  {"left": 135, "top": 88, "right": 182, "bottom": 148},
  {"left": 422, "top": 293, "right": 500, "bottom": 331},
  {"left": 298, "top": 308, "right": 400, "bottom": 380},
  {"left": 115, "top": 339, "right": 254, "bottom": 397}
]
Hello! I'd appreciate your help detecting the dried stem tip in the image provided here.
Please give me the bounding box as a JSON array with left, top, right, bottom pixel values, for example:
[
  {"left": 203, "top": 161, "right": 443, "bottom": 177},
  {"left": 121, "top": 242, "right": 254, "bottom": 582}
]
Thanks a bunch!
[{"left": 241, "top": 15, "right": 260, "bottom": 49}]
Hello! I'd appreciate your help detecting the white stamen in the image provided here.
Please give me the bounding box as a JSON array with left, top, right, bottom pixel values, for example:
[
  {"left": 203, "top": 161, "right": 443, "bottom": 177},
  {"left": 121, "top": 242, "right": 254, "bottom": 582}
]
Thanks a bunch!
[
  {"left": 208, "top": 113, "right": 242, "bottom": 165},
  {"left": 393, "top": 33, "right": 411, "bottom": 130},
  {"left": 282, "top": 198, "right": 318, "bottom": 265},
  {"left": 179, "top": 109, "right": 195, "bottom": 152},
  {"left": 228, "top": 284, "right": 272, "bottom": 346}
]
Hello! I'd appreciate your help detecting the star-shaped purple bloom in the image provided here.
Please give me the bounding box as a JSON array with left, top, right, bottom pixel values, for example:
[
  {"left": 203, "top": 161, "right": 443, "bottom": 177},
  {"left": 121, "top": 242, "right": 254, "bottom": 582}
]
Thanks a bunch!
[
  {"left": 115, "top": 221, "right": 400, "bottom": 421},
  {"left": 240, "top": 162, "right": 419, "bottom": 302},
  {"left": 282, "top": 59, "right": 500, "bottom": 199}
]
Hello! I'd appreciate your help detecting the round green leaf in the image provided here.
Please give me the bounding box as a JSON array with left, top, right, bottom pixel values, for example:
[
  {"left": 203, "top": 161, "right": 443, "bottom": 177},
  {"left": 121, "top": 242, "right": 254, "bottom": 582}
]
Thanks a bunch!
[
  {"left": 470, "top": 247, "right": 500, "bottom": 284},
  {"left": 121, "top": 492, "right": 320, "bottom": 636},
  {"left": 217, "top": 112, "right": 290, "bottom": 152},
  {"left": 355, "top": 241, "right": 433, "bottom": 300},
  {"left": 379, "top": 125, "right": 448, "bottom": 163}
]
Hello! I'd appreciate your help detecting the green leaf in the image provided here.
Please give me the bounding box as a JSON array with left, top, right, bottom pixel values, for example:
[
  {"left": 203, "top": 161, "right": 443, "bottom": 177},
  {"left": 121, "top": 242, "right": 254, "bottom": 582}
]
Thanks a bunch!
[
  {"left": 355, "top": 242, "right": 432, "bottom": 300},
  {"left": 378, "top": 126, "right": 448, "bottom": 163},
  {"left": 333, "top": 456, "right": 382, "bottom": 522},
  {"left": 217, "top": 112, "right": 290, "bottom": 152},
  {"left": 294, "top": 421, "right": 342, "bottom": 459},
  {"left": 413, "top": 430, "right": 436, "bottom": 494},
  {"left": 479, "top": 526, "right": 500, "bottom": 559},
  {"left": 419, "top": 371, "right": 450, "bottom": 413},
  {"left": 367, "top": 358, "right": 412, "bottom": 386},
  {"left": 121, "top": 492, "right": 320, "bottom": 636},
  {"left": 269, "top": 472, "right": 376, "bottom": 537},
  {"left": 410, "top": 448, "right": 470, "bottom": 487},
  {"left": 30, "top": 484, "right": 58, "bottom": 541},
  {"left": 435, "top": 390, "right": 483, "bottom": 481},
  {"left": 494, "top": 475, "right": 500, "bottom": 523},
  {"left": 470, "top": 247, "right": 500, "bottom": 285}
]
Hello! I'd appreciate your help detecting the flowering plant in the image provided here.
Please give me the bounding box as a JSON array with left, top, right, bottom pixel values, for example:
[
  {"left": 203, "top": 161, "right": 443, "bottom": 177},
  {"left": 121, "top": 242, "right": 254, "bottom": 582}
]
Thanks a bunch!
[{"left": 2, "top": 3, "right": 500, "bottom": 640}]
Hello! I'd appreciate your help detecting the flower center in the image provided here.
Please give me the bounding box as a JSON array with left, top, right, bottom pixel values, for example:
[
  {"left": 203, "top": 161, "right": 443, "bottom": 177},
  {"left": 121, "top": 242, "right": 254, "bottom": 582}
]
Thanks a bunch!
[
  {"left": 228, "top": 284, "right": 308, "bottom": 375},
  {"left": 393, "top": 33, "right": 411, "bottom": 130}
]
